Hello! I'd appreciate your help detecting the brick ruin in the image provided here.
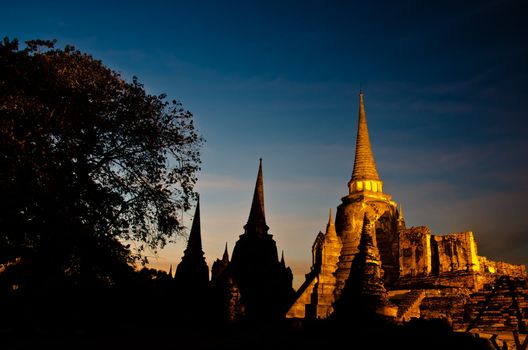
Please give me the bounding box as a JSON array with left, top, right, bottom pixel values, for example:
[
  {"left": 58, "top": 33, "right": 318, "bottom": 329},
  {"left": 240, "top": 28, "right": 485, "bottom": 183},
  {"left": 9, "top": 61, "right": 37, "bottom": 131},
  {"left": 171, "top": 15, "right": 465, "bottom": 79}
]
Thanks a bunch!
[{"left": 286, "top": 92, "right": 527, "bottom": 344}]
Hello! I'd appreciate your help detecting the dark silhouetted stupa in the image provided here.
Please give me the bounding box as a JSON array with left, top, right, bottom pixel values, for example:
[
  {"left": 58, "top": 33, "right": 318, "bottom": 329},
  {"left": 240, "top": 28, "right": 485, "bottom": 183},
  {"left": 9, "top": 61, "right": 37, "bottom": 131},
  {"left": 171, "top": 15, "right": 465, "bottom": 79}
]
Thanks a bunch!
[
  {"left": 227, "top": 159, "right": 294, "bottom": 322},
  {"left": 175, "top": 197, "right": 209, "bottom": 291}
]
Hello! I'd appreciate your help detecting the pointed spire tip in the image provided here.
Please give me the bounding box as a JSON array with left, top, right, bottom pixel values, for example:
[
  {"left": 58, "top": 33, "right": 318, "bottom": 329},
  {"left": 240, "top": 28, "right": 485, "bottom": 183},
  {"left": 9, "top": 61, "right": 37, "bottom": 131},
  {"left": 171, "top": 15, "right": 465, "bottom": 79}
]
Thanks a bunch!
[
  {"left": 185, "top": 198, "right": 204, "bottom": 255},
  {"left": 222, "top": 242, "right": 229, "bottom": 261},
  {"left": 351, "top": 88, "right": 380, "bottom": 182},
  {"left": 245, "top": 157, "right": 267, "bottom": 233}
]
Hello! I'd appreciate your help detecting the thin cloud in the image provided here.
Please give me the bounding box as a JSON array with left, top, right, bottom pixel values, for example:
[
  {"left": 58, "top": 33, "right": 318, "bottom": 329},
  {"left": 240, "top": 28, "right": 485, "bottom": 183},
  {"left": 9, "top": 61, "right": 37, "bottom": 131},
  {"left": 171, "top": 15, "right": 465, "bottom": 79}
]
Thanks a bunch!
[{"left": 195, "top": 174, "right": 252, "bottom": 191}]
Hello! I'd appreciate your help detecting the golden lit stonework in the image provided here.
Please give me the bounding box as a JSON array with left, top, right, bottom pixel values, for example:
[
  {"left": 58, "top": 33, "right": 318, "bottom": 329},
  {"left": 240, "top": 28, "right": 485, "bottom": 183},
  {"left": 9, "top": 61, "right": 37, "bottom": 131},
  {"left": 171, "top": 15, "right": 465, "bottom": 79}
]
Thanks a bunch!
[{"left": 287, "top": 92, "right": 527, "bottom": 341}]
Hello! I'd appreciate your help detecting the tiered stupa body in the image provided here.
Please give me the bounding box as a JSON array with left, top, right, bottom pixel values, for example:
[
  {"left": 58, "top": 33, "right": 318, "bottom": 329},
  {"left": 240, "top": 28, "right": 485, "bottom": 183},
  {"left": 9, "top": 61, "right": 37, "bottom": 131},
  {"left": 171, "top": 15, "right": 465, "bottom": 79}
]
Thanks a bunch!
[{"left": 335, "top": 214, "right": 397, "bottom": 320}]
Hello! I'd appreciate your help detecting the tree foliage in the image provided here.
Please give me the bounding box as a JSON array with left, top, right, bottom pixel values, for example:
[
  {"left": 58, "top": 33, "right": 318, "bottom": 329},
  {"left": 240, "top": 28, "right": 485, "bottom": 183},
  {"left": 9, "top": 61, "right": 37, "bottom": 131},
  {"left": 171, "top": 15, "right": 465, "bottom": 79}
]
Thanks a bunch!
[{"left": 0, "top": 38, "right": 203, "bottom": 286}]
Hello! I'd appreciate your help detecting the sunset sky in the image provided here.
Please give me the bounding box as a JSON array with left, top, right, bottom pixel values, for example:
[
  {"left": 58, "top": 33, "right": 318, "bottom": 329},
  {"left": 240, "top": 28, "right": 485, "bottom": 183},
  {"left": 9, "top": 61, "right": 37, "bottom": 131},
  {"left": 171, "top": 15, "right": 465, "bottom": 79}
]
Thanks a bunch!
[{"left": 4, "top": 0, "right": 528, "bottom": 288}]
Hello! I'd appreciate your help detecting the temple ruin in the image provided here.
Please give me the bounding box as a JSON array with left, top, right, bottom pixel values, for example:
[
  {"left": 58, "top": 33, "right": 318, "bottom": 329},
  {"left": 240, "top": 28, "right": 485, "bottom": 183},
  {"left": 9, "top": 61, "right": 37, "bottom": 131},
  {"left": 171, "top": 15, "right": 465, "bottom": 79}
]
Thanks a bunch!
[
  {"left": 172, "top": 91, "right": 526, "bottom": 345},
  {"left": 286, "top": 92, "right": 527, "bottom": 343}
]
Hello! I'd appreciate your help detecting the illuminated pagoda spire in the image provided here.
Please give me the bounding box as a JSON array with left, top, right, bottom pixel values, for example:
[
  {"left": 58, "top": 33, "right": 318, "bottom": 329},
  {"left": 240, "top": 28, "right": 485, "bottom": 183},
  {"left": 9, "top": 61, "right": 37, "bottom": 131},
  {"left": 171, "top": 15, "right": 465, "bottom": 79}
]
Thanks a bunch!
[
  {"left": 325, "top": 208, "right": 337, "bottom": 238},
  {"left": 348, "top": 91, "right": 384, "bottom": 195}
]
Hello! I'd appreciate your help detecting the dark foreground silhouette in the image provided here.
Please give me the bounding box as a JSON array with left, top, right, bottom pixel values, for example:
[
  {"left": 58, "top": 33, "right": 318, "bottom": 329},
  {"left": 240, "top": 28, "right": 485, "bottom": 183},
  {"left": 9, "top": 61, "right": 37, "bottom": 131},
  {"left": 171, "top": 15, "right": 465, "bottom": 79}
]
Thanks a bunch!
[
  {"left": 0, "top": 319, "right": 495, "bottom": 350},
  {"left": 0, "top": 286, "right": 494, "bottom": 350}
]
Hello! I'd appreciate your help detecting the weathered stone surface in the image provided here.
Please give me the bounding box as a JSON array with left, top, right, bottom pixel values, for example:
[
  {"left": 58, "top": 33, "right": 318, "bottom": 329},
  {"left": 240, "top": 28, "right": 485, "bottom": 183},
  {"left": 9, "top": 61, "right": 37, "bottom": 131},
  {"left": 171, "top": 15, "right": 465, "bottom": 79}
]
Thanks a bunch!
[
  {"left": 286, "top": 276, "right": 318, "bottom": 319},
  {"left": 286, "top": 210, "right": 342, "bottom": 319},
  {"left": 389, "top": 289, "right": 426, "bottom": 321},
  {"left": 432, "top": 231, "right": 480, "bottom": 274},
  {"left": 450, "top": 277, "right": 528, "bottom": 334},
  {"left": 399, "top": 227, "right": 432, "bottom": 278},
  {"left": 335, "top": 214, "right": 397, "bottom": 320},
  {"left": 334, "top": 196, "right": 399, "bottom": 299},
  {"left": 479, "top": 256, "right": 527, "bottom": 278}
]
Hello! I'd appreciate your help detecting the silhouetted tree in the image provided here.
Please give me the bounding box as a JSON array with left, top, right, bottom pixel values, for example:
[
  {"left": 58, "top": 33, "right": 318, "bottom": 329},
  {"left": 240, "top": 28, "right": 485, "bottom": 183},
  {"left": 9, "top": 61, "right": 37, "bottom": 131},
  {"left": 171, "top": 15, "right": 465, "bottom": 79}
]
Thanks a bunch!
[{"left": 0, "top": 37, "right": 203, "bottom": 288}]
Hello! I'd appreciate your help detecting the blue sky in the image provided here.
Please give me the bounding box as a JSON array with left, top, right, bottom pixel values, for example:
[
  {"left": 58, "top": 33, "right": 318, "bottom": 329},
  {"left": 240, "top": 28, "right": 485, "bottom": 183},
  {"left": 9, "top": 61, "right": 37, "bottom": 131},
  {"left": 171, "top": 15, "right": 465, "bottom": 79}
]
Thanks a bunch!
[{"left": 3, "top": 0, "right": 528, "bottom": 288}]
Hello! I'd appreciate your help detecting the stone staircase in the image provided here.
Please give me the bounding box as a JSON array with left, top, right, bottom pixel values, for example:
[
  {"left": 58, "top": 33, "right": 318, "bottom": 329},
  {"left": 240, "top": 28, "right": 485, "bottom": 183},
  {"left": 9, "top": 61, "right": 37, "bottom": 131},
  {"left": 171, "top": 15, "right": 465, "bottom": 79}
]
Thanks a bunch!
[
  {"left": 389, "top": 289, "right": 426, "bottom": 322},
  {"left": 451, "top": 276, "right": 528, "bottom": 334}
]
